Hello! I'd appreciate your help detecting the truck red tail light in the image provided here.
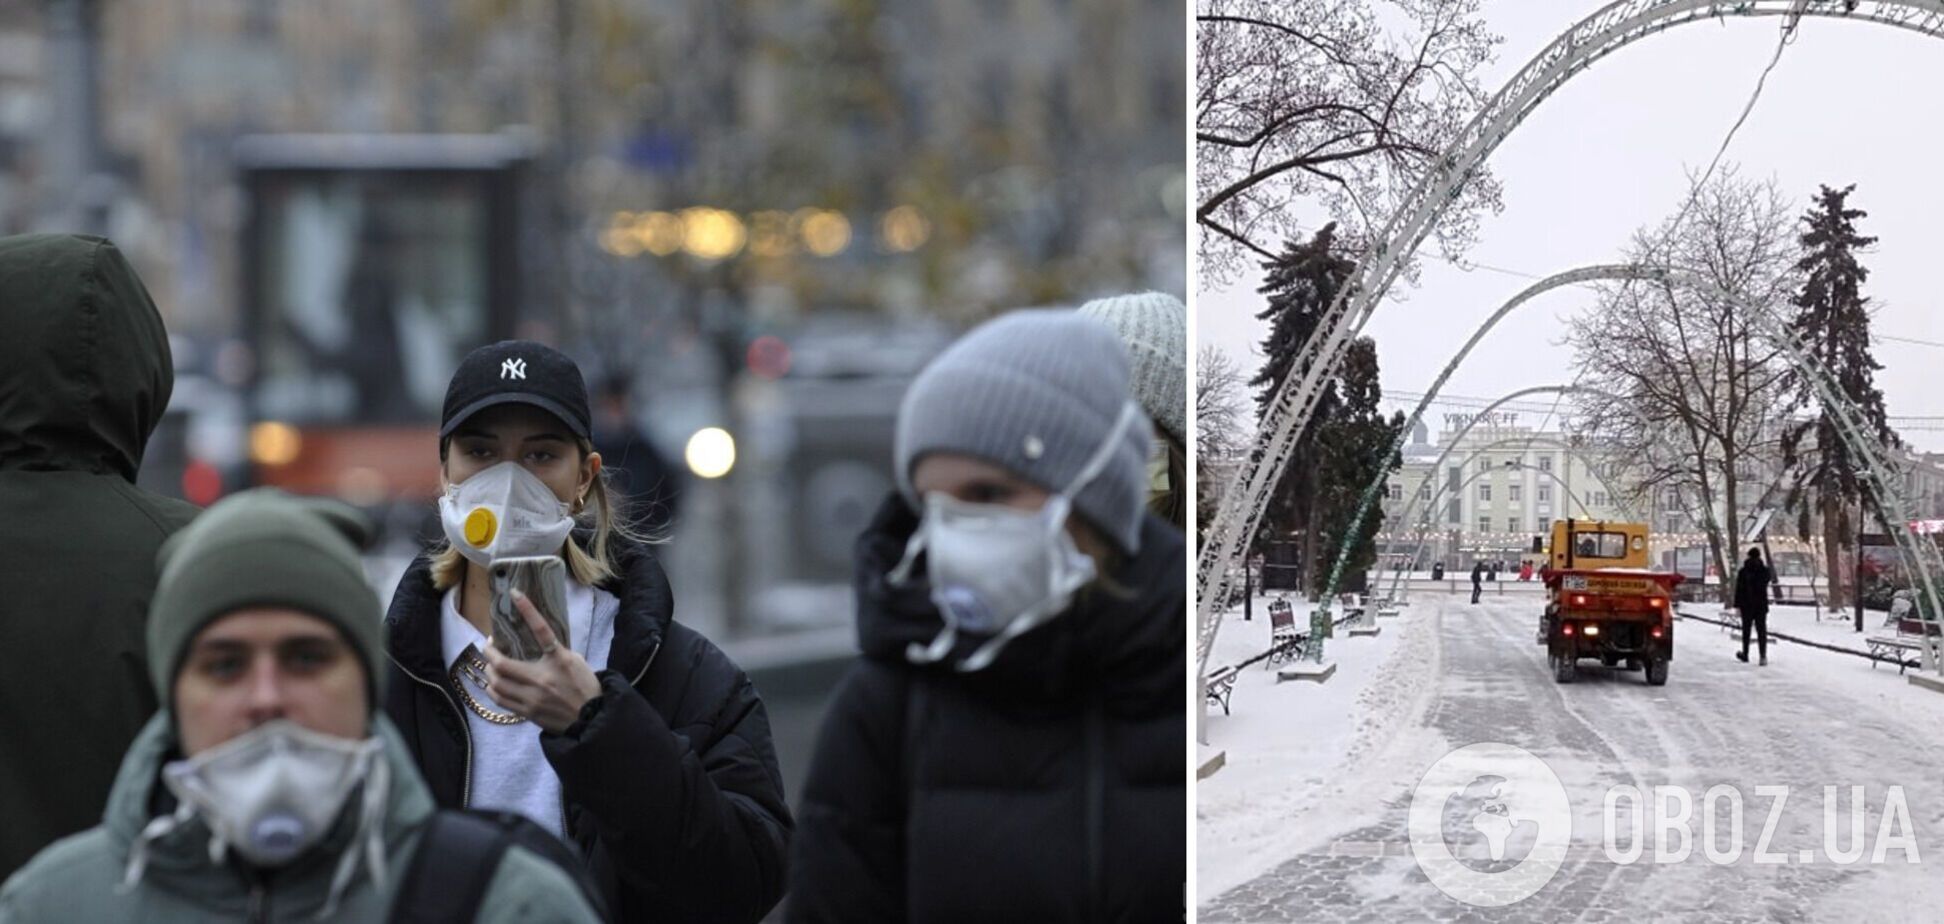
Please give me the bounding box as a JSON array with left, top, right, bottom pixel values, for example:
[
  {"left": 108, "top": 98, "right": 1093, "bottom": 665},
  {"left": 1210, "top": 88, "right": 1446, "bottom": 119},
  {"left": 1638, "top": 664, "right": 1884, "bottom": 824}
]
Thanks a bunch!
[
  {"left": 1651, "top": 625, "right": 1664, "bottom": 638},
  {"left": 1648, "top": 597, "right": 1665, "bottom": 609},
  {"left": 1570, "top": 594, "right": 1589, "bottom": 607},
  {"left": 1562, "top": 623, "right": 1574, "bottom": 635}
]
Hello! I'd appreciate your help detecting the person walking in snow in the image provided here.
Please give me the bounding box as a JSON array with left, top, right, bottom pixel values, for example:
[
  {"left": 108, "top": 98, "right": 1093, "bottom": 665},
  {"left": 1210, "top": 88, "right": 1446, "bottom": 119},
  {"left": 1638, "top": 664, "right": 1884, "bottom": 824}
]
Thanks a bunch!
[
  {"left": 1735, "top": 546, "right": 1773, "bottom": 665},
  {"left": 1470, "top": 561, "right": 1485, "bottom": 604}
]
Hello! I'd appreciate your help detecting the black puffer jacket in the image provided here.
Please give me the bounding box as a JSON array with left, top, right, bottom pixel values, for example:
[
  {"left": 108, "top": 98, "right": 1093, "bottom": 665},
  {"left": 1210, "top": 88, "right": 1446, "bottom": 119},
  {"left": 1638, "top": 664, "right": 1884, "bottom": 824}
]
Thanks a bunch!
[
  {"left": 0, "top": 234, "right": 199, "bottom": 880},
  {"left": 1735, "top": 556, "right": 1773, "bottom": 616},
  {"left": 789, "top": 495, "right": 1185, "bottom": 923},
  {"left": 383, "top": 536, "right": 792, "bottom": 923}
]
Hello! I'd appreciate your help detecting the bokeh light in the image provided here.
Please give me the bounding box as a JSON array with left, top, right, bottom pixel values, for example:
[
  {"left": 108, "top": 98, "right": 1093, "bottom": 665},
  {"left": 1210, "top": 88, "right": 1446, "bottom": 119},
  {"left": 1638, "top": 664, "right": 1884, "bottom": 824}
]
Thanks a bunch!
[
  {"left": 681, "top": 207, "right": 746, "bottom": 260},
  {"left": 799, "top": 209, "right": 851, "bottom": 257},
  {"left": 746, "top": 335, "right": 792, "bottom": 379},
  {"left": 249, "top": 421, "right": 302, "bottom": 466},
  {"left": 685, "top": 427, "right": 738, "bottom": 479},
  {"left": 879, "top": 205, "right": 930, "bottom": 252},
  {"left": 635, "top": 210, "right": 686, "bottom": 256}
]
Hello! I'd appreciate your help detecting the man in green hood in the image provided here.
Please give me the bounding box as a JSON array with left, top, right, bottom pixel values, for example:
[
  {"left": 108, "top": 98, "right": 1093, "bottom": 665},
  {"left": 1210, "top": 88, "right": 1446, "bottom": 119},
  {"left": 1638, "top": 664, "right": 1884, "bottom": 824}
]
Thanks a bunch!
[
  {"left": 0, "top": 234, "right": 201, "bottom": 879},
  {"left": 0, "top": 489, "right": 601, "bottom": 922}
]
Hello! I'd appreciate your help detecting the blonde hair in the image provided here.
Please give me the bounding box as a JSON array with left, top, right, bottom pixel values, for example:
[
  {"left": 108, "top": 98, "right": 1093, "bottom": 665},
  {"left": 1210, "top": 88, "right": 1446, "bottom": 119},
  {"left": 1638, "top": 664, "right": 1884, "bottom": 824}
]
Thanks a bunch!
[
  {"left": 1151, "top": 432, "right": 1186, "bottom": 531},
  {"left": 429, "top": 437, "right": 658, "bottom": 592}
]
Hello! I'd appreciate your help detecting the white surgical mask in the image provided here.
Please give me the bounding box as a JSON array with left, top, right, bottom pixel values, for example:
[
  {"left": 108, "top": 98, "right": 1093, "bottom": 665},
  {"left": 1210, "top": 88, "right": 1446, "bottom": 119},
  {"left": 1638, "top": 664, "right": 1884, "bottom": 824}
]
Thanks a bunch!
[
  {"left": 892, "top": 401, "right": 1140, "bottom": 672},
  {"left": 123, "top": 720, "right": 391, "bottom": 920},
  {"left": 439, "top": 462, "right": 575, "bottom": 566}
]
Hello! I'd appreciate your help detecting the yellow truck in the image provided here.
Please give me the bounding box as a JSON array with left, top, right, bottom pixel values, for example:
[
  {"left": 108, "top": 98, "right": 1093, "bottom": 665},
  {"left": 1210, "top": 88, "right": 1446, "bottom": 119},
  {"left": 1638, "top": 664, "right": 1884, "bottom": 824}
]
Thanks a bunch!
[{"left": 1540, "top": 519, "right": 1682, "bottom": 685}]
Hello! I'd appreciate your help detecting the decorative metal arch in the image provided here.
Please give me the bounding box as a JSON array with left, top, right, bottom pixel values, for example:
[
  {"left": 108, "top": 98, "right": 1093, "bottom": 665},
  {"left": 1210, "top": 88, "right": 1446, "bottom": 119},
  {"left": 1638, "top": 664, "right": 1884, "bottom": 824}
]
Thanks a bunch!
[
  {"left": 1307, "top": 264, "right": 1944, "bottom": 675},
  {"left": 1197, "top": 0, "right": 1944, "bottom": 673}
]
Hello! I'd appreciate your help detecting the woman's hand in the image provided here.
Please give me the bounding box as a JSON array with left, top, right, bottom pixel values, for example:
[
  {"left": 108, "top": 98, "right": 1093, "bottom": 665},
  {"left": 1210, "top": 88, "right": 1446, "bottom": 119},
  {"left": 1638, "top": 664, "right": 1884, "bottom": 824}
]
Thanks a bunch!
[{"left": 482, "top": 589, "right": 603, "bottom": 734}]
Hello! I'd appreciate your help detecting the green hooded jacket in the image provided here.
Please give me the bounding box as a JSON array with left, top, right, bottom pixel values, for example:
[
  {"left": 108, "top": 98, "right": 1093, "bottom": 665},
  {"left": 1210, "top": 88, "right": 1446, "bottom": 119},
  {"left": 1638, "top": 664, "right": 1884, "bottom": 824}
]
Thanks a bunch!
[
  {"left": 0, "top": 713, "right": 602, "bottom": 924},
  {"left": 0, "top": 233, "right": 201, "bottom": 879}
]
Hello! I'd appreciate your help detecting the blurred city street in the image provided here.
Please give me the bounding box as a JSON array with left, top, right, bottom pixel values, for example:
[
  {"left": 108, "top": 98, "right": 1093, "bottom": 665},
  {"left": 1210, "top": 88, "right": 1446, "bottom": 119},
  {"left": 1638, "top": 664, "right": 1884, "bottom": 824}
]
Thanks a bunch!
[{"left": 0, "top": 0, "right": 1185, "bottom": 803}]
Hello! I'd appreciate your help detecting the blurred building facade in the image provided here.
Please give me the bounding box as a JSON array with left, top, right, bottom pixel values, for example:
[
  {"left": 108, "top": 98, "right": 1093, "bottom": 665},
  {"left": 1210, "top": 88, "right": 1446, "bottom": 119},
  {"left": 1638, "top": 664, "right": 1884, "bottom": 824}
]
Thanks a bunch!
[
  {"left": 1378, "top": 415, "right": 1632, "bottom": 569},
  {"left": 1, "top": 0, "right": 1185, "bottom": 335},
  {"left": 0, "top": 0, "right": 1186, "bottom": 648}
]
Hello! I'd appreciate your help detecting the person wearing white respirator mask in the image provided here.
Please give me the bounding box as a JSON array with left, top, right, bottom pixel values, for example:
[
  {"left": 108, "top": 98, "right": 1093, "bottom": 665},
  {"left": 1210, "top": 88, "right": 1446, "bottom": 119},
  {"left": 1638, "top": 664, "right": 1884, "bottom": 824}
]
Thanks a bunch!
[
  {"left": 789, "top": 310, "right": 1186, "bottom": 923},
  {"left": 0, "top": 490, "right": 601, "bottom": 923},
  {"left": 383, "top": 340, "right": 791, "bottom": 924}
]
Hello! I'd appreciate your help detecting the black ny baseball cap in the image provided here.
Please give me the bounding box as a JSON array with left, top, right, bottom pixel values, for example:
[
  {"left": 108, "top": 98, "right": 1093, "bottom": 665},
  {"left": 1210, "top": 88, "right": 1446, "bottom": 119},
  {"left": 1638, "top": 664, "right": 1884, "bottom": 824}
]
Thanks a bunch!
[{"left": 439, "top": 340, "right": 591, "bottom": 440}]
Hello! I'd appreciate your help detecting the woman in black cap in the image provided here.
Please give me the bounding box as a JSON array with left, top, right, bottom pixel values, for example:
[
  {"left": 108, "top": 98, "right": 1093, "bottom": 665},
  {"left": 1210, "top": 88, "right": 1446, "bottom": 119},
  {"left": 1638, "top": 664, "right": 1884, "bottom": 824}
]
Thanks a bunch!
[{"left": 382, "top": 340, "right": 791, "bottom": 923}]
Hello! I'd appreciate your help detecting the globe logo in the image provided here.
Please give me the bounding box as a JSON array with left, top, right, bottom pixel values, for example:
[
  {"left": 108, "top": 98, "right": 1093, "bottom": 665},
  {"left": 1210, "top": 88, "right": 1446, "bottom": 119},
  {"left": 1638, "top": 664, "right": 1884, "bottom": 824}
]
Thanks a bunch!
[{"left": 1408, "top": 742, "right": 1572, "bottom": 907}]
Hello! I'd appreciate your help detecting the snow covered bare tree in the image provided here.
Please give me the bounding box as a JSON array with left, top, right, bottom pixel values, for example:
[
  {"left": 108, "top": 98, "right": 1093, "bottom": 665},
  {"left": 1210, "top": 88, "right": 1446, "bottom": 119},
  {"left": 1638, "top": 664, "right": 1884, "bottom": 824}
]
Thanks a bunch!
[
  {"left": 1196, "top": 0, "right": 1502, "bottom": 283},
  {"left": 1569, "top": 167, "right": 1799, "bottom": 598}
]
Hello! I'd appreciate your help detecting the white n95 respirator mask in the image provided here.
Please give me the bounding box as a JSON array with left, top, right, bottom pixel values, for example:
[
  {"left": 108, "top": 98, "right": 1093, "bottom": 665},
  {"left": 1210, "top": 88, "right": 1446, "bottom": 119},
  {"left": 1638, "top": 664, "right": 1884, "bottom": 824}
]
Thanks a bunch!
[
  {"left": 158, "top": 719, "right": 385, "bottom": 869},
  {"left": 891, "top": 401, "right": 1139, "bottom": 672},
  {"left": 439, "top": 462, "right": 576, "bottom": 566}
]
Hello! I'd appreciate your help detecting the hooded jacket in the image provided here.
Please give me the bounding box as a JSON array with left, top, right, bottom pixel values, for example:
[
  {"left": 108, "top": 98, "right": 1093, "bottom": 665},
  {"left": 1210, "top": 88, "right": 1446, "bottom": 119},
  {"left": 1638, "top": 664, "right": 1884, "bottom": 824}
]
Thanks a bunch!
[
  {"left": 788, "top": 494, "right": 1186, "bottom": 923},
  {"left": 0, "top": 713, "right": 600, "bottom": 923},
  {"left": 0, "top": 234, "right": 200, "bottom": 879},
  {"left": 383, "top": 535, "right": 792, "bottom": 923},
  {"left": 1735, "top": 555, "right": 1773, "bottom": 616}
]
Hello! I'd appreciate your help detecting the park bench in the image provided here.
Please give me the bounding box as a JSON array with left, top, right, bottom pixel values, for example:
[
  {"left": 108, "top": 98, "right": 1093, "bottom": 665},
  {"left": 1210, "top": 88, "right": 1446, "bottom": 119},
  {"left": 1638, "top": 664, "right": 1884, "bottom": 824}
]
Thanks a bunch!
[
  {"left": 1267, "top": 599, "right": 1301, "bottom": 667},
  {"left": 1205, "top": 665, "right": 1239, "bottom": 715},
  {"left": 1864, "top": 635, "right": 1925, "bottom": 674},
  {"left": 1864, "top": 602, "right": 1939, "bottom": 674}
]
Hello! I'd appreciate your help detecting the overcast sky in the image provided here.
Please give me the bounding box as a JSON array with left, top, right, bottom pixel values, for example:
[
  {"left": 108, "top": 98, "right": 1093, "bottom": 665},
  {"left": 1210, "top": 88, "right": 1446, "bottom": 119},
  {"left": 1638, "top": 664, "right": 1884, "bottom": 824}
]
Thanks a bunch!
[{"left": 1197, "top": 1, "right": 1944, "bottom": 453}]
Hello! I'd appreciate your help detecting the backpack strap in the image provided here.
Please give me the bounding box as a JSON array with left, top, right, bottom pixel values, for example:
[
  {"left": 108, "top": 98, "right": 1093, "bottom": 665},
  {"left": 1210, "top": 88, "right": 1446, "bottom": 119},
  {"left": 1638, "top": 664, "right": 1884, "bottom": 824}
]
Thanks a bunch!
[{"left": 390, "top": 811, "right": 516, "bottom": 924}]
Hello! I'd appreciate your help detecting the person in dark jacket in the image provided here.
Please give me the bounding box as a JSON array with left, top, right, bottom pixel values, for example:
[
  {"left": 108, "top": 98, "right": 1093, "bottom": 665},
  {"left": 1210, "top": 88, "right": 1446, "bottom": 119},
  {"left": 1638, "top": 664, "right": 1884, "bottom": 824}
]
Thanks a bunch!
[
  {"left": 384, "top": 341, "right": 790, "bottom": 923},
  {"left": 789, "top": 310, "right": 1185, "bottom": 922},
  {"left": 1734, "top": 546, "right": 1773, "bottom": 665},
  {"left": 0, "top": 234, "right": 200, "bottom": 880},
  {"left": 591, "top": 373, "right": 683, "bottom": 537},
  {"left": 1470, "top": 561, "right": 1485, "bottom": 604}
]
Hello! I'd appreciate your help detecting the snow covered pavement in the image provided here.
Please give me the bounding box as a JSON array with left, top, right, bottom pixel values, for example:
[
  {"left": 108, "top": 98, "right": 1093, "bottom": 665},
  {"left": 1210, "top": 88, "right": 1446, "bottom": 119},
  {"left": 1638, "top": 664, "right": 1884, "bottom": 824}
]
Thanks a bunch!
[{"left": 1198, "top": 592, "right": 1944, "bottom": 921}]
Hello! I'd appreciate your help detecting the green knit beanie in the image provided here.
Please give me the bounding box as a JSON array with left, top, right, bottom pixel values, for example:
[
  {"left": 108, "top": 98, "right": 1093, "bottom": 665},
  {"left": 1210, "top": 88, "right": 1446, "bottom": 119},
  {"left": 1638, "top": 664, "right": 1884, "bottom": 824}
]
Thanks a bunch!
[{"left": 148, "top": 489, "right": 383, "bottom": 712}]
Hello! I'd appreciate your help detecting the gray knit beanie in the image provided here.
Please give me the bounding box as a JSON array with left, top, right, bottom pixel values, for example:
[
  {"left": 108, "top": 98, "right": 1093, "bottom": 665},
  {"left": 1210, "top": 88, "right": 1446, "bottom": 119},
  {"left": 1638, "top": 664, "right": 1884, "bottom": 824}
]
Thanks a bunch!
[
  {"left": 895, "top": 309, "right": 1153, "bottom": 554},
  {"left": 1077, "top": 291, "right": 1186, "bottom": 449},
  {"left": 148, "top": 489, "right": 383, "bottom": 713}
]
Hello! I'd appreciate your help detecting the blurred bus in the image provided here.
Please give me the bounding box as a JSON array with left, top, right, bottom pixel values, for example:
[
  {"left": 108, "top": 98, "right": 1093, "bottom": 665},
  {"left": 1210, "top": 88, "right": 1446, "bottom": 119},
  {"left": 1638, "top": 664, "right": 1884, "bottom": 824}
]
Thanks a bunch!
[{"left": 235, "top": 133, "right": 530, "bottom": 543}]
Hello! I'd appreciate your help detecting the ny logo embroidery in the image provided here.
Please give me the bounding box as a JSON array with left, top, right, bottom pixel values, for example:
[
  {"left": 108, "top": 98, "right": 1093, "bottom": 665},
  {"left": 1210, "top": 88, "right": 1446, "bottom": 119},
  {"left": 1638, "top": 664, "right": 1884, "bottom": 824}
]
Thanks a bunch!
[{"left": 501, "top": 358, "right": 527, "bottom": 380}]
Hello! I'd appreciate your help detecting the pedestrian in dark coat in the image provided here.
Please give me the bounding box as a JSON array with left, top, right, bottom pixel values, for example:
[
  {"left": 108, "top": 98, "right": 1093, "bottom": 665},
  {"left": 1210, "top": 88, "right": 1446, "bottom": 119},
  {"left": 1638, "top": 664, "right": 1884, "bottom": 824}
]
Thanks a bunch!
[
  {"left": 789, "top": 311, "right": 1183, "bottom": 922},
  {"left": 591, "top": 373, "right": 683, "bottom": 537},
  {"left": 1734, "top": 547, "right": 1773, "bottom": 665},
  {"left": 0, "top": 234, "right": 199, "bottom": 880},
  {"left": 1470, "top": 561, "right": 1485, "bottom": 604},
  {"left": 384, "top": 342, "right": 790, "bottom": 923}
]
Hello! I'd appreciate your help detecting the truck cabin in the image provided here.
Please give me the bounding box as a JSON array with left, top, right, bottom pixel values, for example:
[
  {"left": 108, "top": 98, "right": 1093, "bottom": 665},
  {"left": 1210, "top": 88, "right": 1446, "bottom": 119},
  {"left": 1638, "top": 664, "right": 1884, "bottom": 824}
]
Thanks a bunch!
[{"left": 1549, "top": 519, "right": 1650, "bottom": 571}]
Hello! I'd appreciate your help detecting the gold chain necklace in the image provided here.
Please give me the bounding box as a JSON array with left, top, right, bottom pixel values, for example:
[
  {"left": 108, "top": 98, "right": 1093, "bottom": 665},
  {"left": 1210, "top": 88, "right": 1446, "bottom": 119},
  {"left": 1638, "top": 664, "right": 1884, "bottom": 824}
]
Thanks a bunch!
[{"left": 449, "top": 646, "right": 527, "bottom": 726}]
